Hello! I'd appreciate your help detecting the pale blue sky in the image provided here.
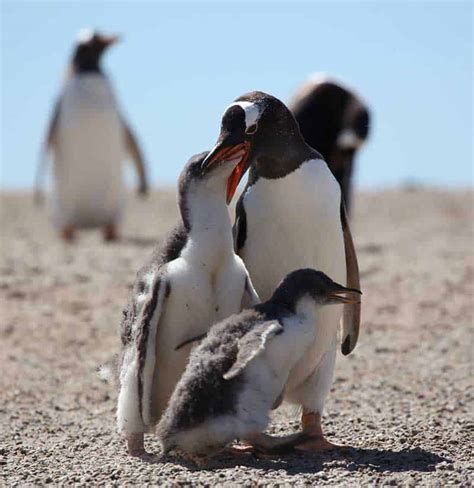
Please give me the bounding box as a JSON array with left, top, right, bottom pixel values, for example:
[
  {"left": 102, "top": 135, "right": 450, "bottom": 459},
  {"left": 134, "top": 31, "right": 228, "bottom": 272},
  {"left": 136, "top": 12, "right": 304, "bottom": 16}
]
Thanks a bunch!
[{"left": 1, "top": 1, "right": 472, "bottom": 189}]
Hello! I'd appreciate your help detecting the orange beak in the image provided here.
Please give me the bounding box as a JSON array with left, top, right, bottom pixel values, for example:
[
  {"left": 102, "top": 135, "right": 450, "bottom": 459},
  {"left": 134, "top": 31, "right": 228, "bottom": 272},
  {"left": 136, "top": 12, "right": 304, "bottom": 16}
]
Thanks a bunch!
[
  {"left": 100, "top": 34, "right": 121, "bottom": 46},
  {"left": 328, "top": 288, "right": 362, "bottom": 304},
  {"left": 201, "top": 141, "right": 251, "bottom": 204}
]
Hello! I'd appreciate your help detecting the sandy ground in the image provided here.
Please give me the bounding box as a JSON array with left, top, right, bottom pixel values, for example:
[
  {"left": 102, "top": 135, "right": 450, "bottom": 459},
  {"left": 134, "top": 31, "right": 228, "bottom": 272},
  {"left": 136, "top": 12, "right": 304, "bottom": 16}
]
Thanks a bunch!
[{"left": 1, "top": 188, "right": 473, "bottom": 486}]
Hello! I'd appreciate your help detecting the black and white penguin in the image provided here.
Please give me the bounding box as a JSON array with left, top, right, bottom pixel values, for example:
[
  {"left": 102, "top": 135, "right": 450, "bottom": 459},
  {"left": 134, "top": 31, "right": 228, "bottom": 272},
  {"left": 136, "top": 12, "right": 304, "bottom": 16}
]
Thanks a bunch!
[
  {"left": 37, "top": 28, "right": 149, "bottom": 242},
  {"left": 157, "top": 269, "right": 361, "bottom": 462},
  {"left": 289, "top": 75, "right": 370, "bottom": 212},
  {"left": 201, "top": 91, "right": 361, "bottom": 451},
  {"left": 117, "top": 151, "right": 259, "bottom": 457}
]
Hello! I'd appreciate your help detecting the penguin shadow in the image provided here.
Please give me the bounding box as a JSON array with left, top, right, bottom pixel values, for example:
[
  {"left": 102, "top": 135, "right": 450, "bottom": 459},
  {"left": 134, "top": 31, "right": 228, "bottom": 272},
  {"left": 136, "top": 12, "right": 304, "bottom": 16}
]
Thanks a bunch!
[
  {"left": 144, "top": 446, "right": 450, "bottom": 475},
  {"left": 330, "top": 446, "right": 450, "bottom": 474}
]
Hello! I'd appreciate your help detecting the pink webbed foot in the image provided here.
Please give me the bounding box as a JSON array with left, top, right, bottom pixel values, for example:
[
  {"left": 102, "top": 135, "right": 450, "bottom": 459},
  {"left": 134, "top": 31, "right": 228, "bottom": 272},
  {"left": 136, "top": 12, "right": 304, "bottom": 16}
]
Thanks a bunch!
[
  {"left": 295, "top": 411, "right": 350, "bottom": 452},
  {"left": 126, "top": 432, "right": 155, "bottom": 460}
]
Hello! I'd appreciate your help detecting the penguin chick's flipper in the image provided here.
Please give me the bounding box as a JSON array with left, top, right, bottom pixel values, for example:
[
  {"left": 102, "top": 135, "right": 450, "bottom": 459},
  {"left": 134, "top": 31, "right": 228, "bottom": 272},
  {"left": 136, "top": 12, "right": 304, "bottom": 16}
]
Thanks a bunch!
[
  {"left": 122, "top": 119, "right": 148, "bottom": 195},
  {"left": 117, "top": 270, "right": 169, "bottom": 450},
  {"left": 340, "top": 201, "right": 361, "bottom": 355},
  {"left": 223, "top": 321, "right": 283, "bottom": 380}
]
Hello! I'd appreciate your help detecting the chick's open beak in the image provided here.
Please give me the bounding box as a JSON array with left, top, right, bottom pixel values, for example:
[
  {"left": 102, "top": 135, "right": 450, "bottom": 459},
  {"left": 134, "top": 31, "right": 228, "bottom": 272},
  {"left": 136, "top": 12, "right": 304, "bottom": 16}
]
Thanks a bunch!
[
  {"left": 328, "top": 287, "right": 362, "bottom": 304},
  {"left": 201, "top": 140, "right": 251, "bottom": 204}
]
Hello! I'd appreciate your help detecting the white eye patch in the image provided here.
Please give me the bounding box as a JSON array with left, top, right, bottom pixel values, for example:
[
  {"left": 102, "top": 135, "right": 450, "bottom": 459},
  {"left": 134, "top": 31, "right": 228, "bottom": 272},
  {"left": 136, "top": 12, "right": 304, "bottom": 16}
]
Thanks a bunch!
[
  {"left": 337, "top": 129, "right": 365, "bottom": 150},
  {"left": 224, "top": 101, "right": 261, "bottom": 130},
  {"left": 77, "top": 28, "right": 95, "bottom": 44}
]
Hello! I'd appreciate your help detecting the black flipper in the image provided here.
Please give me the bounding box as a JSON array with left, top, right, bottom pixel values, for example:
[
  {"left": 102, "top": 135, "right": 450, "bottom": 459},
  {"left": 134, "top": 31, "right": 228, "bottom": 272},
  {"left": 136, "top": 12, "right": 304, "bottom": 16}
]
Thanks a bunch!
[
  {"left": 122, "top": 118, "right": 149, "bottom": 195},
  {"left": 117, "top": 269, "right": 169, "bottom": 429},
  {"left": 233, "top": 194, "right": 248, "bottom": 252},
  {"left": 340, "top": 201, "right": 361, "bottom": 355},
  {"left": 36, "top": 98, "right": 61, "bottom": 203}
]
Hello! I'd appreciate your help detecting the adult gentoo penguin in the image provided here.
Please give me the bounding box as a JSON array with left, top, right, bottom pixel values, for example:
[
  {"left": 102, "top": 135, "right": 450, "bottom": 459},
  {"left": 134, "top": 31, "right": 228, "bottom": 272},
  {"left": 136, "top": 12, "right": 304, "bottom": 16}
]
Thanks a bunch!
[
  {"left": 117, "top": 151, "right": 259, "bottom": 457},
  {"left": 289, "top": 75, "right": 370, "bottom": 212},
  {"left": 201, "top": 91, "right": 361, "bottom": 451},
  {"left": 36, "top": 29, "right": 149, "bottom": 242},
  {"left": 157, "top": 269, "right": 361, "bottom": 462}
]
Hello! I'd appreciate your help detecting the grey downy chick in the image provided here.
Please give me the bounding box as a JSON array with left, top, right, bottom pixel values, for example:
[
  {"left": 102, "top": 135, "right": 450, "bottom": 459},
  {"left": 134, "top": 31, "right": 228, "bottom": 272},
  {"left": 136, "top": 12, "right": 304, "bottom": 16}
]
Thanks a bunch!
[
  {"left": 157, "top": 269, "right": 361, "bottom": 461},
  {"left": 117, "top": 150, "right": 259, "bottom": 457}
]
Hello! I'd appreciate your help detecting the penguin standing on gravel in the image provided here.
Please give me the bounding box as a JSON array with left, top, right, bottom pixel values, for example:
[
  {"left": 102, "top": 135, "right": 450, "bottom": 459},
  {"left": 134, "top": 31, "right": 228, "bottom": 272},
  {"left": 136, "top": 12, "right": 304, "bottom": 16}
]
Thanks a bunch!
[
  {"left": 36, "top": 29, "right": 149, "bottom": 242},
  {"left": 157, "top": 269, "right": 361, "bottom": 462},
  {"left": 289, "top": 75, "right": 370, "bottom": 212},
  {"left": 117, "top": 151, "right": 259, "bottom": 457},
  {"left": 201, "top": 91, "right": 361, "bottom": 451}
]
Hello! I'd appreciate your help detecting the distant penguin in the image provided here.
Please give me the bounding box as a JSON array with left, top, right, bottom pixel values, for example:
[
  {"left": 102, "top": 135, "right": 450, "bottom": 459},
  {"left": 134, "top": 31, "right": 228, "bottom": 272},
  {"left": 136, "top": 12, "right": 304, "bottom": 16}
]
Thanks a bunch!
[
  {"left": 202, "top": 91, "right": 361, "bottom": 451},
  {"left": 157, "top": 269, "right": 361, "bottom": 461},
  {"left": 36, "top": 29, "right": 149, "bottom": 242},
  {"left": 117, "top": 151, "right": 259, "bottom": 457},
  {"left": 289, "top": 75, "right": 370, "bottom": 212}
]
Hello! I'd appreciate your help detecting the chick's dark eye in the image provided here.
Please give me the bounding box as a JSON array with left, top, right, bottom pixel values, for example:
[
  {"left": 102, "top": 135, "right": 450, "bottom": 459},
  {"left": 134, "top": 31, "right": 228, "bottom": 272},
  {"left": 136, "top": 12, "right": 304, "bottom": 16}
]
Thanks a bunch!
[{"left": 246, "top": 123, "right": 258, "bottom": 135}]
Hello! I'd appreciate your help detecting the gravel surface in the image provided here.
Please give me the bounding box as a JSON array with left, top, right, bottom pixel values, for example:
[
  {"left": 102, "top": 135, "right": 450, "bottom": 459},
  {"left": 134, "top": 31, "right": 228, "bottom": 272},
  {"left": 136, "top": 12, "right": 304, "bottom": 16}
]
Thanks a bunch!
[{"left": 1, "top": 189, "right": 473, "bottom": 486}]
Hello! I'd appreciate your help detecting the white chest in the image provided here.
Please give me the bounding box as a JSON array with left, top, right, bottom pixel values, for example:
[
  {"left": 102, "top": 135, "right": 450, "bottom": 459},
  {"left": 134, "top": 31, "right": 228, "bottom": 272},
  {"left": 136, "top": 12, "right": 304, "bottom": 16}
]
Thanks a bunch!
[
  {"left": 152, "top": 253, "right": 248, "bottom": 415},
  {"left": 241, "top": 159, "right": 346, "bottom": 301},
  {"left": 56, "top": 75, "right": 123, "bottom": 155},
  {"left": 60, "top": 75, "right": 119, "bottom": 119},
  {"left": 162, "top": 253, "right": 247, "bottom": 338},
  {"left": 240, "top": 160, "right": 346, "bottom": 382},
  {"left": 57, "top": 75, "right": 122, "bottom": 151}
]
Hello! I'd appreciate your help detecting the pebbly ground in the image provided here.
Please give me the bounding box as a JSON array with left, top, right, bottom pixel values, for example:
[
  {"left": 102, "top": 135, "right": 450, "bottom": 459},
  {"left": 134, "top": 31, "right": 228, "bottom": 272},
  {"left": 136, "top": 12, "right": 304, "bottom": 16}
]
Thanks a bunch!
[{"left": 1, "top": 188, "right": 473, "bottom": 486}]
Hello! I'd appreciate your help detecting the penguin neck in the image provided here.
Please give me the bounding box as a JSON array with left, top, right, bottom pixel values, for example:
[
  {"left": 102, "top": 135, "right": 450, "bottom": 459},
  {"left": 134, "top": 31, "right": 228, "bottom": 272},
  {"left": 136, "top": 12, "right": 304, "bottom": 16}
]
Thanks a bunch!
[
  {"left": 270, "top": 290, "right": 316, "bottom": 317},
  {"left": 248, "top": 135, "right": 320, "bottom": 183},
  {"left": 72, "top": 64, "right": 103, "bottom": 75},
  {"left": 71, "top": 48, "right": 103, "bottom": 75},
  {"left": 294, "top": 295, "right": 319, "bottom": 322},
  {"left": 180, "top": 180, "right": 233, "bottom": 265}
]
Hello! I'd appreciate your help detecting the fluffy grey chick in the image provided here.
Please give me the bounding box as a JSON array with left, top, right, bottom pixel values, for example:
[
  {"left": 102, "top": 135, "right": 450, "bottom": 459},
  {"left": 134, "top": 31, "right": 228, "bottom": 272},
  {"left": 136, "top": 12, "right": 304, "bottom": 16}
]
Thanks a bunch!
[
  {"left": 117, "top": 150, "right": 258, "bottom": 457},
  {"left": 157, "top": 269, "right": 361, "bottom": 461}
]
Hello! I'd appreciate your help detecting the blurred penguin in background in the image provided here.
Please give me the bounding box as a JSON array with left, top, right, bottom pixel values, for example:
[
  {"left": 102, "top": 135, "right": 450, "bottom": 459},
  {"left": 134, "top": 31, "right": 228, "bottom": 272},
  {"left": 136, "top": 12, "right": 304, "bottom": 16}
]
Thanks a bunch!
[
  {"left": 36, "top": 29, "right": 149, "bottom": 242},
  {"left": 289, "top": 75, "right": 370, "bottom": 213}
]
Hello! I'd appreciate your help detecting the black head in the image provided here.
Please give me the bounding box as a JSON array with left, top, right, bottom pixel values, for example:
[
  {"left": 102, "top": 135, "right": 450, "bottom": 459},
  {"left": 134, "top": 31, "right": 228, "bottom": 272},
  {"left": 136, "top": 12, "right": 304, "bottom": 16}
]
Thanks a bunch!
[
  {"left": 270, "top": 268, "right": 361, "bottom": 312},
  {"left": 201, "top": 91, "right": 316, "bottom": 203},
  {"left": 72, "top": 29, "right": 120, "bottom": 74},
  {"left": 291, "top": 79, "right": 370, "bottom": 176},
  {"left": 177, "top": 152, "right": 208, "bottom": 231}
]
